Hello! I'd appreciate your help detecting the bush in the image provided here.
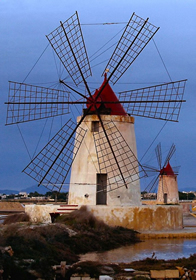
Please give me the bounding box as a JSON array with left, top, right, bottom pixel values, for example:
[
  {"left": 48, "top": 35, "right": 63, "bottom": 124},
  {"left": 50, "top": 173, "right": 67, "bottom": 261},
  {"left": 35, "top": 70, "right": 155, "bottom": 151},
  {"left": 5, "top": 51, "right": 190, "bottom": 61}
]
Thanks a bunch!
[
  {"left": 56, "top": 206, "right": 139, "bottom": 253},
  {"left": 3, "top": 213, "right": 30, "bottom": 225},
  {"left": 56, "top": 205, "right": 108, "bottom": 231}
]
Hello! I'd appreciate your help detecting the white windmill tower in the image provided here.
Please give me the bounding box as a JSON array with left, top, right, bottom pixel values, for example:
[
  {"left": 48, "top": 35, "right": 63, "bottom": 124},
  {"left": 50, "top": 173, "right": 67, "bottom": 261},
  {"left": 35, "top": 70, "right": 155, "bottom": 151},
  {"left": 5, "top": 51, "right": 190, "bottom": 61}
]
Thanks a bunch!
[
  {"left": 68, "top": 73, "right": 142, "bottom": 206},
  {"left": 143, "top": 143, "right": 180, "bottom": 204},
  {"left": 6, "top": 12, "right": 186, "bottom": 208}
]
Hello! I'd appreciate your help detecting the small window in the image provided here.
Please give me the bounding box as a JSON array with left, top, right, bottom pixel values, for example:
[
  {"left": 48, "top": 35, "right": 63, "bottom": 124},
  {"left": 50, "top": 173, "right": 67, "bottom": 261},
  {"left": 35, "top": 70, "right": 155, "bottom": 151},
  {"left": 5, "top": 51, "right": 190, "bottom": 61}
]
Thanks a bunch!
[{"left": 91, "top": 121, "right": 99, "bottom": 132}]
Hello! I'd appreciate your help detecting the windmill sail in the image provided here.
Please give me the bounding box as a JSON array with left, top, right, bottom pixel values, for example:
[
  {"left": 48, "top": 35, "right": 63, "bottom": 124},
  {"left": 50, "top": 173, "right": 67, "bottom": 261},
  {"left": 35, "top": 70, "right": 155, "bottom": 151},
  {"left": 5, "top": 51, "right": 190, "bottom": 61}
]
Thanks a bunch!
[
  {"left": 46, "top": 11, "right": 92, "bottom": 87},
  {"left": 23, "top": 119, "right": 87, "bottom": 192},
  {"left": 155, "top": 142, "right": 162, "bottom": 170},
  {"left": 6, "top": 81, "right": 70, "bottom": 125},
  {"left": 103, "top": 13, "right": 159, "bottom": 85},
  {"left": 163, "top": 143, "right": 176, "bottom": 167},
  {"left": 118, "top": 80, "right": 187, "bottom": 122},
  {"left": 144, "top": 175, "right": 159, "bottom": 193}
]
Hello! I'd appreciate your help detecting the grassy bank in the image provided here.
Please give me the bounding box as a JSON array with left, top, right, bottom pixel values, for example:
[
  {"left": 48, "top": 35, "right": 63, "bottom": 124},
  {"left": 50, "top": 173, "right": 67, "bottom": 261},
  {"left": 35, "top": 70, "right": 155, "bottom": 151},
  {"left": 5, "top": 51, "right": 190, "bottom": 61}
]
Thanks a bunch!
[{"left": 0, "top": 206, "right": 139, "bottom": 279}]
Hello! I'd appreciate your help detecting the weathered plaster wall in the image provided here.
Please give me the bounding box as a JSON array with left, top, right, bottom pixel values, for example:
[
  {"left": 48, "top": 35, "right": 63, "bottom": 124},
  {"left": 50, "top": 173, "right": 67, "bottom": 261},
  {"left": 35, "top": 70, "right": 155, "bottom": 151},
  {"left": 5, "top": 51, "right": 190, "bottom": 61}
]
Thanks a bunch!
[
  {"left": 69, "top": 114, "right": 141, "bottom": 207},
  {"left": 87, "top": 205, "right": 183, "bottom": 231},
  {"left": 157, "top": 175, "right": 179, "bottom": 204},
  {"left": 25, "top": 204, "right": 183, "bottom": 231},
  {"left": 142, "top": 200, "right": 157, "bottom": 205}
]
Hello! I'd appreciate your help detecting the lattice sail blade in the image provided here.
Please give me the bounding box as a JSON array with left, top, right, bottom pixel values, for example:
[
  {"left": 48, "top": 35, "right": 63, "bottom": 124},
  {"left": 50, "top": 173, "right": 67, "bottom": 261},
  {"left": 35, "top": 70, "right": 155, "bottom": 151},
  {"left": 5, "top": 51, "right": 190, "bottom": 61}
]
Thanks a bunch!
[
  {"left": 142, "top": 164, "right": 160, "bottom": 177},
  {"left": 155, "top": 143, "right": 162, "bottom": 170},
  {"left": 103, "top": 13, "right": 159, "bottom": 85},
  {"left": 93, "top": 121, "right": 146, "bottom": 191},
  {"left": 46, "top": 11, "right": 92, "bottom": 86},
  {"left": 172, "top": 165, "right": 180, "bottom": 175},
  {"left": 163, "top": 143, "right": 176, "bottom": 167},
  {"left": 6, "top": 81, "right": 70, "bottom": 125},
  {"left": 144, "top": 175, "right": 159, "bottom": 193},
  {"left": 118, "top": 80, "right": 187, "bottom": 122},
  {"left": 23, "top": 119, "right": 87, "bottom": 192}
]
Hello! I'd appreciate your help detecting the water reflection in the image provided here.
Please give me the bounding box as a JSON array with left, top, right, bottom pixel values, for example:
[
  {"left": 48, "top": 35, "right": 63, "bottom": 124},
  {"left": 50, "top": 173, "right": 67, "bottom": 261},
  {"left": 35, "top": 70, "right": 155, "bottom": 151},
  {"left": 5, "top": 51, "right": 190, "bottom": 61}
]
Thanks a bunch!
[{"left": 80, "top": 239, "right": 196, "bottom": 263}]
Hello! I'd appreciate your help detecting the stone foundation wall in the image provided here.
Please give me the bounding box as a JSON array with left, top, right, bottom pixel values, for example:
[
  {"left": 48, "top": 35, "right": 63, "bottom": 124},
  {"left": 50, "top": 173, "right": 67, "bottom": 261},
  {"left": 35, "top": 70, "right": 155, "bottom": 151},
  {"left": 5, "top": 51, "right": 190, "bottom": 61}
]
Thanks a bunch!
[
  {"left": 25, "top": 204, "right": 183, "bottom": 231},
  {"left": 87, "top": 205, "right": 183, "bottom": 231}
]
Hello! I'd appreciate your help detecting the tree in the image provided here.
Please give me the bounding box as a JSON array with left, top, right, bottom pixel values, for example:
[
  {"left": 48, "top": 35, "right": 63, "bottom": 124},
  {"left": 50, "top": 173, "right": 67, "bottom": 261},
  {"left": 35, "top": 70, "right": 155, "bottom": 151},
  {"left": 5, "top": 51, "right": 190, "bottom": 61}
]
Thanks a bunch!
[
  {"left": 29, "top": 191, "right": 43, "bottom": 197},
  {"left": 45, "top": 191, "right": 68, "bottom": 202},
  {"left": 179, "top": 191, "right": 195, "bottom": 200}
]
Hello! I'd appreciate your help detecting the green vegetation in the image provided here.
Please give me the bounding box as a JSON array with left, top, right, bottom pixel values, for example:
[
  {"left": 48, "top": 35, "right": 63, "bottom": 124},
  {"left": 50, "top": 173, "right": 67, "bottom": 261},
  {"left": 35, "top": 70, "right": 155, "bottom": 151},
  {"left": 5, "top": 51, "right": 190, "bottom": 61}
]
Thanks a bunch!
[
  {"left": 45, "top": 191, "right": 68, "bottom": 201},
  {"left": 3, "top": 191, "right": 68, "bottom": 202},
  {"left": 28, "top": 191, "right": 68, "bottom": 201},
  {"left": 28, "top": 191, "right": 44, "bottom": 197},
  {"left": 124, "top": 254, "right": 196, "bottom": 271},
  {"left": 178, "top": 191, "right": 195, "bottom": 200}
]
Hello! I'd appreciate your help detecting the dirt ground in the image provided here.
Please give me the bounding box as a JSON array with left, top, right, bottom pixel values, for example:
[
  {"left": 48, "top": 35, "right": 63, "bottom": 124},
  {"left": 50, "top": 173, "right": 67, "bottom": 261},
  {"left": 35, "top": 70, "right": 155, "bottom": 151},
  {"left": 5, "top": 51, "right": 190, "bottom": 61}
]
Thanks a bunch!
[{"left": 0, "top": 202, "right": 24, "bottom": 212}]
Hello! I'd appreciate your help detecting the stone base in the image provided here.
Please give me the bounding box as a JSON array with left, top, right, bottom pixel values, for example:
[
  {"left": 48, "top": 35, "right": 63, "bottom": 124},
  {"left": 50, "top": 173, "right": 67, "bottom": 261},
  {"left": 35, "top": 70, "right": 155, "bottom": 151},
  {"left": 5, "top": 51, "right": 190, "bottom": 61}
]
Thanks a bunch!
[
  {"left": 25, "top": 204, "right": 183, "bottom": 231},
  {"left": 25, "top": 204, "right": 59, "bottom": 223},
  {"left": 86, "top": 205, "right": 183, "bottom": 231}
]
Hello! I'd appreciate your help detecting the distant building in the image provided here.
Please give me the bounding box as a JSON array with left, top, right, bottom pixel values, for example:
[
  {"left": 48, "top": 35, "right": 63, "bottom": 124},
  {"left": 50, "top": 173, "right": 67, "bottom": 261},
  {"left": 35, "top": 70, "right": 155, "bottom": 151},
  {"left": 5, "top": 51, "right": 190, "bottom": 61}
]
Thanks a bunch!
[
  {"left": 142, "top": 193, "right": 157, "bottom": 199},
  {"left": 19, "top": 192, "right": 28, "bottom": 198}
]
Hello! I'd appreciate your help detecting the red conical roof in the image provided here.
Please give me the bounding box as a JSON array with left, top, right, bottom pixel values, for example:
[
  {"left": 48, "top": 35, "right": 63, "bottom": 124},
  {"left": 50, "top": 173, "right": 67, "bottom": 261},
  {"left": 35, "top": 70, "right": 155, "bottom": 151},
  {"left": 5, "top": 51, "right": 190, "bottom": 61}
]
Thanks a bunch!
[
  {"left": 160, "top": 162, "right": 175, "bottom": 176},
  {"left": 87, "top": 73, "right": 127, "bottom": 115}
]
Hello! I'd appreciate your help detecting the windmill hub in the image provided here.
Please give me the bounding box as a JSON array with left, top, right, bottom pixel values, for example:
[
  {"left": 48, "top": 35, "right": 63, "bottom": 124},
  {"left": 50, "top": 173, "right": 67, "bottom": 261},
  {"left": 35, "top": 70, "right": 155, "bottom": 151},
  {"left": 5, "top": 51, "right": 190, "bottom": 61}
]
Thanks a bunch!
[
  {"left": 86, "top": 93, "right": 102, "bottom": 111},
  {"left": 86, "top": 73, "right": 127, "bottom": 116}
]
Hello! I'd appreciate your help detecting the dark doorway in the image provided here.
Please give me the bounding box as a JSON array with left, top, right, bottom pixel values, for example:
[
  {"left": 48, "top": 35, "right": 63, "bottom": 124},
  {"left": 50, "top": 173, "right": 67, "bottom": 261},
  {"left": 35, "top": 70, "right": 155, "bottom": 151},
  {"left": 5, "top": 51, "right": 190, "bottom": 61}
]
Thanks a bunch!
[
  {"left": 91, "top": 121, "right": 99, "bottom": 132},
  {"left": 96, "top": 173, "right": 107, "bottom": 205},
  {"left": 164, "top": 193, "right": 167, "bottom": 204}
]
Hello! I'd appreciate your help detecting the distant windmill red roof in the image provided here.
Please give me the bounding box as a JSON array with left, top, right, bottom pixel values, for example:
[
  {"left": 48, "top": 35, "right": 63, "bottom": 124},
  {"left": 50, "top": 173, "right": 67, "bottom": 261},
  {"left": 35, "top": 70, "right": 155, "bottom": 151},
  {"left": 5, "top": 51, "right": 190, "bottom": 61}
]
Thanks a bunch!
[
  {"left": 160, "top": 162, "right": 175, "bottom": 176},
  {"left": 87, "top": 73, "right": 127, "bottom": 116}
]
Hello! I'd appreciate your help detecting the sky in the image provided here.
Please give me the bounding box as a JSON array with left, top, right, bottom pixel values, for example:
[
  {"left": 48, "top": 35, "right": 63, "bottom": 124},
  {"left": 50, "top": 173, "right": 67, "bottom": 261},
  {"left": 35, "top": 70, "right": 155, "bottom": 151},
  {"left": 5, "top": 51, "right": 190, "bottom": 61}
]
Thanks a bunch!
[{"left": 0, "top": 0, "right": 196, "bottom": 193}]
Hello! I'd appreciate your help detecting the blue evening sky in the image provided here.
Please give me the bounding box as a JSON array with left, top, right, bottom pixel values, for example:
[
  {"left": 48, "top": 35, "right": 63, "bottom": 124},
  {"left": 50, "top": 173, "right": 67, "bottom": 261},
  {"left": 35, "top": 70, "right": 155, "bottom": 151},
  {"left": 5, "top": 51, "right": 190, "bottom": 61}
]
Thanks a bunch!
[{"left": 0, "top": 0, "right": 196, "bottom": 192}]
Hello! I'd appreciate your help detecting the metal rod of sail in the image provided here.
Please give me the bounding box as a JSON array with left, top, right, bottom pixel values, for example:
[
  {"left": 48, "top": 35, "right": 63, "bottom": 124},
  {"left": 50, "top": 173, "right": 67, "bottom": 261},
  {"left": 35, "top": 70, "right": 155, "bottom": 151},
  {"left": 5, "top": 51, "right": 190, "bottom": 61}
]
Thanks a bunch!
[
  {"left": 155, "top": 143, "right": 162, "bottom": 170},
  {"left": 59, "top": 79, "right": 88, "bottom": 100},
  {"left": 107, "top": 19, "right": 149, "bottom": 83},
  {"left": 60, "top": 21, "right": 93, "bottom": 99},
  {"left": 163, "top": 143, "right": 176, "bottom": 167},
  {"left": 5, "top": 100, "right": 186, "bottom": 105}
]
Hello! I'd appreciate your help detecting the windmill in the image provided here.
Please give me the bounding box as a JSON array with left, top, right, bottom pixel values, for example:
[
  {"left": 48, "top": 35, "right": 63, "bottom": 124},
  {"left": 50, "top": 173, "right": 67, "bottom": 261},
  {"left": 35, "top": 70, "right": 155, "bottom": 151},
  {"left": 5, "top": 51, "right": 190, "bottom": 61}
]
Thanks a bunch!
[
  {"left": 5, "top": 12, "right": 186, "bottom": 207},
  {"left": 143, "top": 143, "right": 180, "bottom": 204}
]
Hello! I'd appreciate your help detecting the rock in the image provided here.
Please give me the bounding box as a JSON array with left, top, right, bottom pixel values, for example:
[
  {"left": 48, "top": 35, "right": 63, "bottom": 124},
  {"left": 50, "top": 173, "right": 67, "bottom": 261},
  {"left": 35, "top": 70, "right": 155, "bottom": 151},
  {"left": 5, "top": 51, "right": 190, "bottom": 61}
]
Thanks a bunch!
[
  {"left": 98, "top": 266, "right": 115, "bottom": 275},
  {"left": 0, "top": 246, "right": 14, "bottom": 256},
  {"left": 99, "top": 275, "right": 113, "bottom": 280}
]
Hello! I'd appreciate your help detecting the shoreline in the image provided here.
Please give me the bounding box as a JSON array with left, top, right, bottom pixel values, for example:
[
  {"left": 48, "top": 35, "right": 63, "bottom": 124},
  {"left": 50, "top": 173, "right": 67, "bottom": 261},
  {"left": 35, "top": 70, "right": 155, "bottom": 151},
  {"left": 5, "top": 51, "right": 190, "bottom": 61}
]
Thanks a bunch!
[{"left": 138, "top": 228, "right": 196, "bottom": 239}]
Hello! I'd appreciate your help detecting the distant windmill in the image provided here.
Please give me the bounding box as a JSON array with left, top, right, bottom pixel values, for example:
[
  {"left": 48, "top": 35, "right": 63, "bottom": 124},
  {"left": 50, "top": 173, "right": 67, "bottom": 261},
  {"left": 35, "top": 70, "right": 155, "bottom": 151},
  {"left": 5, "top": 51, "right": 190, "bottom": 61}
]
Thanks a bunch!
[
  {"left": 143, "top": 143, "right": 180, "bottom": 204},
  {"left": 5, "top": 12, "right": 186, "bottom": 206}
]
